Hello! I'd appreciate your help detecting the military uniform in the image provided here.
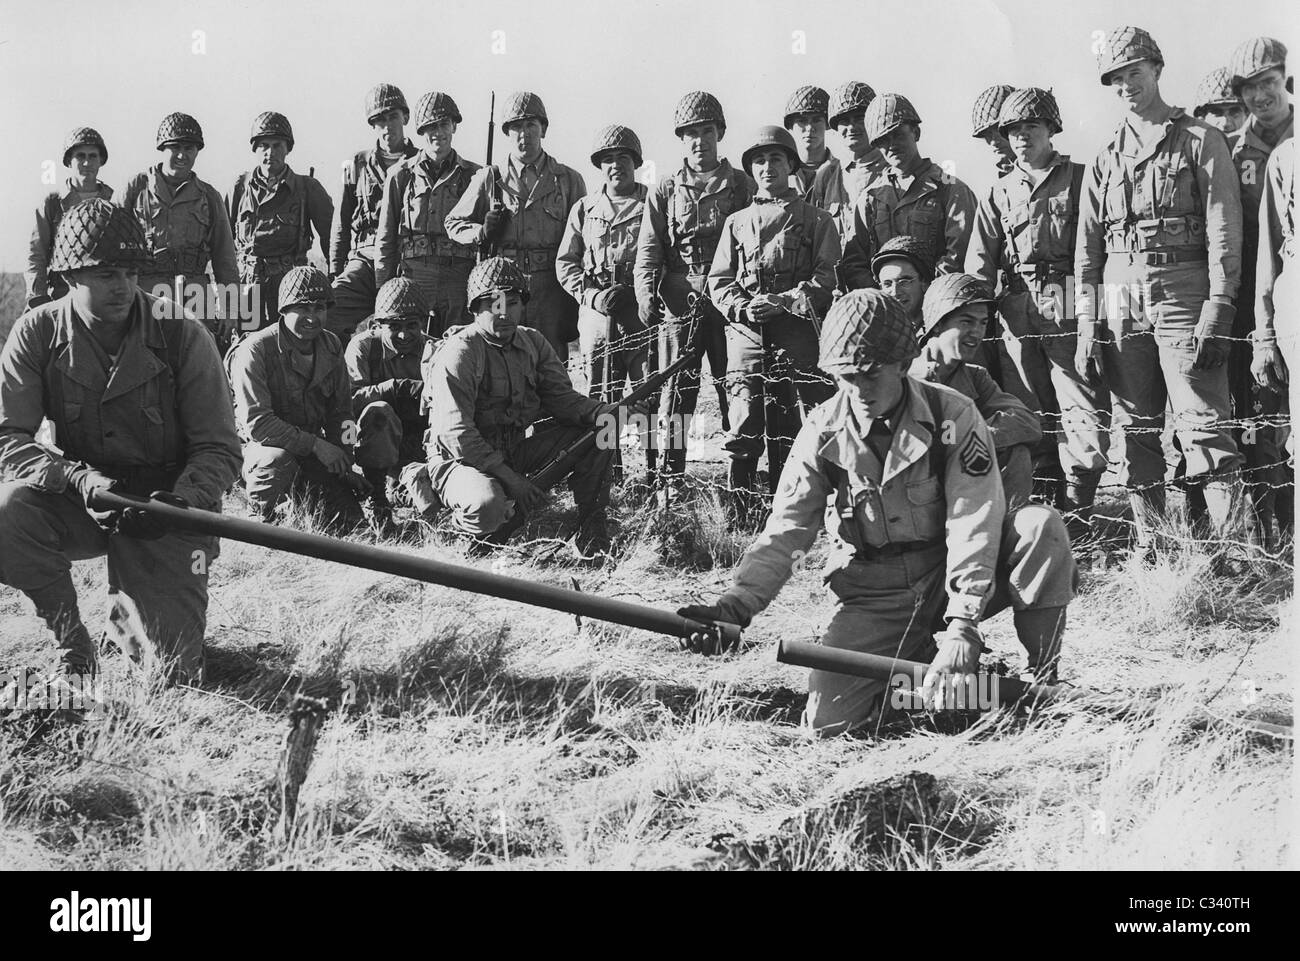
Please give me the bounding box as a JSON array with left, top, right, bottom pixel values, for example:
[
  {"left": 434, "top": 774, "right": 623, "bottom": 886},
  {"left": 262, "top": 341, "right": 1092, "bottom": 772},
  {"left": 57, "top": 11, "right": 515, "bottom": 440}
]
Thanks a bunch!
[
  {"left": 329, "top": 139, "right": 419, "bottom": 338},
  {"left": 228, "top": 320, "right": 363, "bottom": 531},
  {"left": 809, "top": 152, "right": 887, "bottom": 249},
  {"left": 0, "top": 202, "right": 240, "bottom": 682},
  {"left": 1256, "top": 138, "right": 1296, "bottom": 370},
  {"left": 26, "top": 179, "right": 114, "bottom": 307}
]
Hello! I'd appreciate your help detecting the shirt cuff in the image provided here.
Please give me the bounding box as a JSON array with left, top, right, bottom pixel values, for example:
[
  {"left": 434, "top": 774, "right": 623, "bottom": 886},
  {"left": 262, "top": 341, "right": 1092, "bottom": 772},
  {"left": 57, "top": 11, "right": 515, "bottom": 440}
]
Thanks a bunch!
[{"left": 944, "top": 592, "right": 988, "bottom": 622}]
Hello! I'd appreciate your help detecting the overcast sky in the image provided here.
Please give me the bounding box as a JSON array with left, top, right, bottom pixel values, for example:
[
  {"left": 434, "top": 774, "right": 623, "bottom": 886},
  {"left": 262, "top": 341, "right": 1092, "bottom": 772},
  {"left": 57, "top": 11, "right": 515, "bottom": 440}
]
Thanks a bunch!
[{"left": 1, "top": 0, "right": 1294, "bottom": 273}]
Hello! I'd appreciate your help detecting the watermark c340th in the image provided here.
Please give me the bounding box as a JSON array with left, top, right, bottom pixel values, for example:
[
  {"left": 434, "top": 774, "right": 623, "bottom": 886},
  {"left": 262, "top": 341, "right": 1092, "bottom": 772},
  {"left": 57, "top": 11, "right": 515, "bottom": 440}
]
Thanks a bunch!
[{"left": 50, "top": 892, "right": 151, "bottom": 941}]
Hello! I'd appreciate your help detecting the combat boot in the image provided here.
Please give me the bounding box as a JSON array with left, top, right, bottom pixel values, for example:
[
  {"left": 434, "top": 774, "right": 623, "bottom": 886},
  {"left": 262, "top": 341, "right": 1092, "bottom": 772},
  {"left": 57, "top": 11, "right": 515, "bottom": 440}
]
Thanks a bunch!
[
  {"left": 574, "top": 508, "right": 612, "bottom": 560},
  {"left": 1014, "top": 605, "right": 1065, "bottom": 687},
  {"left": 726, "top": 458, "right": 758, "bottom": 529},
  {"left": 29, "top": 578, "right": 98, "bottom": 677},
  {"left": 1061, "top": 477, "right": 1099, "bottom": 542},
  {"left": 363, "top": 468, "right": 393, "bottom": 529}
]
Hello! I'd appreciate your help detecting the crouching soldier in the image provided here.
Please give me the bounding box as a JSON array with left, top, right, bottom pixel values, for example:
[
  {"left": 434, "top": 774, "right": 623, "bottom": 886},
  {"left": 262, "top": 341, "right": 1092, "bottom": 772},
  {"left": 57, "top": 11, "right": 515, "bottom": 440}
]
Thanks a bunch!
[
  {"left": 0, "top": 200, "right": 241, "bottom": 682},
  {"left": 424, "top": 257, "right": 630, "bottom": 554},
  {"left": 228, "top": 266, "right": 365, "bottom": 532},
  {"left": 679, "top": 290, "right": 1076, "bottom": 736},
  {"left": 345, "top": 277, "right": 438, "bottom": 523}
]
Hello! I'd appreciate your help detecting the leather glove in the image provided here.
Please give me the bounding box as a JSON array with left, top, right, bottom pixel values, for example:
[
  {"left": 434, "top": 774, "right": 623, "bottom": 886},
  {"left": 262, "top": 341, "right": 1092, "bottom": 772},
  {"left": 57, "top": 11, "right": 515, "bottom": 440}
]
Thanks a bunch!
[
  {"left": 675, "top": 599, "right": 750, "bottom": 656},
  {"left": 116, "top": 490, "right": 190, "bottom": 540},
  {"left": 1251, "top": 338, "right": 1289, "bottom": 391},
  {"left": 593, "top": 284, "right": 636, "bottom": 317},
  {"left": 1192, "top": 300, "right": 1234, "bottom": 370},
  {"left": 483, "top": 207, "right": 509, "bottom": 241},
  {"left": 68, "top": 465, "right": 121, "bottom": 532},
  {"left": 922, "top": 617, "right": 984, "bottom": 708}
]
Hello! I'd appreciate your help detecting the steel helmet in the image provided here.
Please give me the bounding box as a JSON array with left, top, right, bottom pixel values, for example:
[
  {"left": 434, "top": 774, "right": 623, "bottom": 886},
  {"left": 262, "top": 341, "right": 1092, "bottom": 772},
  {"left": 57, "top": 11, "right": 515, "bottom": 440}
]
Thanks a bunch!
[
  {"left": 62, "top": 126, "right": 108, "bottom": 167},
  {"left": 996, "top": 87, "right": 1063, "bottom": 135},
  {"left": 920, "top": 273, "right": 996, "bottom": 341},
  {"left": 49, "top": 199, "right": 151, "bottom": 274},
  {"left": 783, "top": 85, "right": 830, "bottom": 127},
  {"left": 589, "top": 124, "right": 644, "bottom": 168},
  {"left": 413, "top": 91, "right": 463, "bottom": 133},
  {"left": 500, "top": 91, "right": 548, "bottom": 133},
  {"left": 871, "top": 235, "right": 936, "bottom": 284},
  {"left": 1193, "top": 68, "right": 1242, "bottom": 116},
  {"left": 250, "top": 111, "right": 294, "bottom": 150},
  {"left": 971, "top": 85, "right": 1015, "bottom": 137},
  {"left": 673, "top": 90, "right": 726, "bottom": 137},
  {"left": 827, "top": 81, "right": 877, "bottom": 127},
  {"left": 365, "top": 83, "right": 409, "bottom": 123},
  {"left": 466, "top": 256, "right": 530, "bottom": 307},
  {"left": 277, "top": 266, "right": 334, "bottom": 312},
  {"left": 1228, "top": 37, "right": 1289, "bottom": 94},
  {"left": 373, "top": 278, "right": 429, "bottom": 322},
  {"left": 156, "top": 113, "right": 204, "bottom": 150},
  {"left": 819, "top": 289, "right": 919, "bottom": 374},
  {"left": 1097, "top": 26, "right": 1164, "bottom": 86},
  {"left": 864, "top": 94, "right": 922, "bottom": 145},
  {"left": 741, "top": 125, "right": 801, "bottom": 175}
]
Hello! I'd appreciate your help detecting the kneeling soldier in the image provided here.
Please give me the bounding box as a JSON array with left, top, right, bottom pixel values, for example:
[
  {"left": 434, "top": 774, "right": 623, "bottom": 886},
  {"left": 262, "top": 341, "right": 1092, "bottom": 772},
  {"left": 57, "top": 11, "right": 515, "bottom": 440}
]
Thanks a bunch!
[
  {"left": 228, "top": 266, "right": 365, "bottom": 532},
  {"left": 679, "top": 290, "right": 1076, "bottom": 736},
  {"left": 346, "top": 277, "right": 437, "bottom": 523},
  {"left": 0, "top": 200, "right": 240, "bottom": 682},
  {"left": 424, "top": 257, "right": 625, "bottom": 553}
]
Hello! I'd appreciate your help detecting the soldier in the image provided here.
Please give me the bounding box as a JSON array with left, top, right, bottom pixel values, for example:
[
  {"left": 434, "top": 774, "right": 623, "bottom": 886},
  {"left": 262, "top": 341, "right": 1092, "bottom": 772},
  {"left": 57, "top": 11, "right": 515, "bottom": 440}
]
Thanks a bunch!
[
  {"left": 228, "top": 112, "right": 334, "bottom": 331},
  {"left": 871, "top": 234, "right": 934, "bottom": 325},
  {"left": 1252, "top": 137, "right": 1295, "bottom": 405},
  {"left": 677, "top": 291, "right": 1076, "bottom": 735},
  {"left": 424, "top": 257, "right": 629, "bottom": 554},
  {"left": 972, "top": 85, "right": 1017, "bottom": 177},
  {"left": 810, "top": 81, "right": 888, "bottom": 250},
  {"left": 634, "top": 91, "right": 754, "bottom": 490},
  {"left": 444, "top": 91, "right": 587, "bottom": 360},
  {"left": 0, "top": 200, "right": 240, "bottom": 682},
  {"left": 838, "top": 94, "right": 979, "bottom": 289},
  {"left": 227, "top": 266, "right": 365, "bottom": 532},
  {"left": 345, "top": 278, "right": 440, "bottom": 526},
  {"left": 913, "top": 274, "right": 1044, "bottom": 507},
  {"left": 122, "top": 113, "right": 240, "bottom": 353},
  {"left": 1193, "top": 67, "right": 1247, "bottom": 135},
  {"left": 709, "top": 126, "right": 840, "bottom": 512},
  {"left": 1226, "top": 37, "right": 1293, "bottom": 544},
  {"left": 26, "top": 127, "right": 114, "bottom": 308},
  {"left": 968, "top": 88, "right": 1111, "bottom": 532},
  {"left": 375, "top": 91, "right": 481, "bottom": 337},
  {"left": 783, "top": 85, "right": 836, "bottom": 199},
  {"left": 1076, "top": 27, "right": 1245, "bottom": 551},
  {"left": 328, "top": 84, "right": 419, "bottom": 342}
]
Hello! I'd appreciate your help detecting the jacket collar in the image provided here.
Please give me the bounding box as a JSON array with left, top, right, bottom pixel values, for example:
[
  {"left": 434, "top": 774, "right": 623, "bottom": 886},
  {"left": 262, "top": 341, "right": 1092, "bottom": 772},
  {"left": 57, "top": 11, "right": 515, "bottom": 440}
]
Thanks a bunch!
[
  {"left": 273, "top": 320, "right": 342, "bottom": 389},
  {"left": 675, "top": 158, "right": 739, "bottom": 197},
  {"left": 51, "top": 290, "right": 172, "bottom": 400},
  {"left": 1232, "top": 109, "right": 1295, "bottom": 158},
  {"left": 816, "top": 379, "right": 938, "bottom": 484}
]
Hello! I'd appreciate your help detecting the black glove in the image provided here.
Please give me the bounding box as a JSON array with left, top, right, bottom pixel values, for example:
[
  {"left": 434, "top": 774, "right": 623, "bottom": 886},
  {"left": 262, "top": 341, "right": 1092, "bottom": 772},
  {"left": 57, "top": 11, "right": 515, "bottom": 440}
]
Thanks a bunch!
[
  {"left": 593, "top": 284, "right": 636, "bottom": 317},
  {"left": 483, "top": 206, "right": 509, "bottom": 241},
  {"left": 116, "top": 490, "right": 190, "bottom": 540},
  {"left": 391, "top": 379, "right": 424, "bottom": 405},
  {"left": 676, "top": 602, "right": 749, "bottom": 656},
  {"left": 67, "top": 465, "right": 121, "bottom": 531}
]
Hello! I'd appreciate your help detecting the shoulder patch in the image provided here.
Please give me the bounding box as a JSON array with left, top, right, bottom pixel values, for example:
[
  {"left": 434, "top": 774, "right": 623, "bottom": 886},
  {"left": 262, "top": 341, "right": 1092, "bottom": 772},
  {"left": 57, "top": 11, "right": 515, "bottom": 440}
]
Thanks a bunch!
[{"left": 958, "top": 431, "right": 992, "bottom": 476}]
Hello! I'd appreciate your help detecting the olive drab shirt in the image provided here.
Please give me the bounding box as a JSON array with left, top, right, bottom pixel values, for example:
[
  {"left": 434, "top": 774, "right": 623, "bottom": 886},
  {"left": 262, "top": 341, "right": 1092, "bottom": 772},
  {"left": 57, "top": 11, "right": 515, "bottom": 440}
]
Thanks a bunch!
[
  {"left": 444, "top": 152, "right": 587, "bottom": 274},
  {"left": 907, "top": 359, "right": 1042, "bottom": 451},
  {"left": 344, "top": 327, "right": 426, "bottom": 418},
  {"left": 809, "top": 151, "right": 888, "bottom": 249},
  {"left": 122, "top": 165, "right": 239, "bottom": 284},
  {"left": 1256, "top": 138, "right": 1296, "bottom": 343},
  {"left": 424, "top": 322, "right": 603, "bottom": 474},
  {"left": 227, "top": 167, "right": 334, "bottom": 271},
  {"left": 0, "top": 291, "right": 240, "bottom": 509},
  {"left": 967, "top": 153, "right": 1084, "bottom": 295},
  {"left": 331, "top": 139, "right": 419, "bottom": 273},
  {"left": 227, "top": 323, "right": 351, "bottom": 457},
  {"left": 706, "top": 191, "right": 841, "bottom": 324},
  {"left": 718, "top": 379, "right": 1005, "bottom": 624},
  {"left": 634, "top": 159, "right": 755, "bottom": 317},
  {"left": 375, "top": 150, "right": 481, "bottom": 286},
  {"left": 838, "top": 156, "right": 978, "bottom": 289},
  {"left": 790, "top": 153, "right": 838, "bottom": 202},
  {"left": 1229, "top": 110, "right": 1294, "bottom": 280},
  {"left": 555, "top": 183, "right": 648, "bottom": 306},
  {"left": 1075, "top": 107, "right": 1244, "bottom": 330},
  {"left": 25, "top": 179, "right": 115, "bottom": 304}
]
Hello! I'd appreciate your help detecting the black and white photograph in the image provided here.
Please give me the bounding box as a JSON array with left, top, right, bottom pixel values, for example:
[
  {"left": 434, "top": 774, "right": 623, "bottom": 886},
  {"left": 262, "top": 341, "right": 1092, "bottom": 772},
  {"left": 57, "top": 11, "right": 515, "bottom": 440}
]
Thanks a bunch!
[{"left": 0, "top": 0, "right": 1293, "bottom": 900}]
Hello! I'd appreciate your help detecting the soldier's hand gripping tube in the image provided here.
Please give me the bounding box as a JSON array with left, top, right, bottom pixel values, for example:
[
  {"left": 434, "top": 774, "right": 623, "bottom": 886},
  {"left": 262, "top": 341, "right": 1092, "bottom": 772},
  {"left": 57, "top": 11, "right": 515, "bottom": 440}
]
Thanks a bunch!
[{"left": 86, "top": 490, "right": 743, "bottom": 649}]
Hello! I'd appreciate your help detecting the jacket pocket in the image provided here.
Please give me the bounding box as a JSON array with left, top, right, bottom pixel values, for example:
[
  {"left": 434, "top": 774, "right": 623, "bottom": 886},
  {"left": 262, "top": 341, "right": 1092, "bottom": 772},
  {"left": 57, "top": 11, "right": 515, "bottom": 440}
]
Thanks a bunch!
[{"left": 906, "top": 476, "right": 944, "bottom": 541}]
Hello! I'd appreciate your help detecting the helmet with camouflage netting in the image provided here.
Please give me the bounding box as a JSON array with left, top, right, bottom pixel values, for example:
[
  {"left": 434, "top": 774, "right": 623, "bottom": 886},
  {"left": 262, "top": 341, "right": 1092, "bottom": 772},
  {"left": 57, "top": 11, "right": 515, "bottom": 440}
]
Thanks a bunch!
[
  {"left": 1227, "top": 37, "right": 1289, "bottom": 95},
  {"left": 50, "top": 199, "right": 152, "bottom": 274},
  {"left": 590, "top": 124, "right": 644, "bottom": 168},
  {"left": 1097, "top": 26, "right": 1163, "bottom": 86},
  {"left": 819, "top": 289, "right": 919, "bottom": 374},
  {"left": 1193, "top": 68, "right": 1241, "bottom": 116},
  {"left": 864, "top": 94, "right": 922, "bottom": 144},
  {"left": 828, "top": 81, "right": 877, "bottom": 127},
  {"left": 500, "top": 91, "right": 548, "bottom": 133},
  {"left": 920, "top": 273, "right": 997, "bottom": 340},
  {"left": 374, "top": 278, "right": 429, "bottom": 322},
  {"left": 971, "top": 85, "right": 1014, "bottom": 137},
  {"left": 871, "top": 235, "right": 936, "bottom": 284},
  {"left": 278, "top": 266, "right": 335, "bottom": 312},
  {"left": 673, "top": 90, "right": 726, "bottom": 137},
  {"left": 250, "top": 111, "right": 295, "bottom": 150},
  {"left": 365, "top": 83, "right": 409, "bottom": 123},
  {"left": 997, "top": 87, "right": 1063, "bottom": 135},
  {"left": 783, "top": 85, "right": 830, "bottom": 128},
  {"left": 156, "top": 113, "right": 205, "bottom": 150},
  {"left": 413, "top": 91, "right": 463, "bottom": 133},
  {"left": 467, "top": 256, "right": 531, "bottom": 307}
]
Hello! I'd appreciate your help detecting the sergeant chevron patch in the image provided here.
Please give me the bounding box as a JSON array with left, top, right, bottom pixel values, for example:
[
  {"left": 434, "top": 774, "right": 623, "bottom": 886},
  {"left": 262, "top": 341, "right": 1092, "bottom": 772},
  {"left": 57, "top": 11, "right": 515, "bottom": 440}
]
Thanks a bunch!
[{"left": 959, "top": 432, "right": 992, "bottom": 476}]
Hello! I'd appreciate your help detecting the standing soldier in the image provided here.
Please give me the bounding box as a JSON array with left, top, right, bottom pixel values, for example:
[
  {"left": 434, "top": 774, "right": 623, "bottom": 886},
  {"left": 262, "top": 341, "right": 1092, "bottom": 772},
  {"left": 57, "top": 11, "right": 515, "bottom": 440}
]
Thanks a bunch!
[
  {"left": 677, "top": 291, "right": 1076, "bottom": 734},
  {"left": 1193, "top": 68, "right": 1247, "bottom": 135},
  {"left": 837, "top": 94, "right": 978, "bottom": 289},
  {"left": 1252, "top": 136, "right": 1295, "bottom": 461},
  {"left": 555, "top": 125, "right": 655, "bottom": 476},
  {"left": 1075, "top": 27, "right": 1245, "bottom": 552},
  {"left": 345, "top": 278, "right": 437, "bottom": 525},
  {"left": 708, "top": 126, "right": 840, "bottom": 513},
  {"left": 811, "top": 81, "right": 888, "bottom": 251},
  {"left": 375, "top": 91, "right": 480, "bottom": 337},
  {"left": 444, "top": 91, "right": 587, "bottom": 360},
  {"left": 967, "top": 88, "right": 1111, "bottom": 533},
  {"left": 227, "top": 266, "right": 365, "bottom": 532},
  {"left": 0, "top": 200, "right": 240, "bottom": 682},
  {"left": 122, "top": 113, "right": 239, "bottom": 353},
  {"left": 971, "top": 85, "right": 1018, "bottom": 178},
  {"left": 26, "top": 127, "right": 113, "bottom": 308},
  {"left": 228, "top": 111, "right": 334, "bottom": 331},
  {"left": 1226, "top": 37, "right": 1293, "bottom": 545},
  {"left": 784, "top": 85, "right": 836, "bottom": 199},
  {"left": 329, "top": 84, "right": 419, "bottom": 343},
  {"left": 634, "top": 91, "right": 754, "bottom": 491}
]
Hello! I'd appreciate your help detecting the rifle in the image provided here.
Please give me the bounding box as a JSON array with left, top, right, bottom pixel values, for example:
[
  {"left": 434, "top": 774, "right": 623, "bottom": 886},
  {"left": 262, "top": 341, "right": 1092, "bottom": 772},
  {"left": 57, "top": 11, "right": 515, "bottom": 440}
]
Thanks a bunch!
[{"left": 481, "top": 92, "right": 503, "bottom": 260}]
